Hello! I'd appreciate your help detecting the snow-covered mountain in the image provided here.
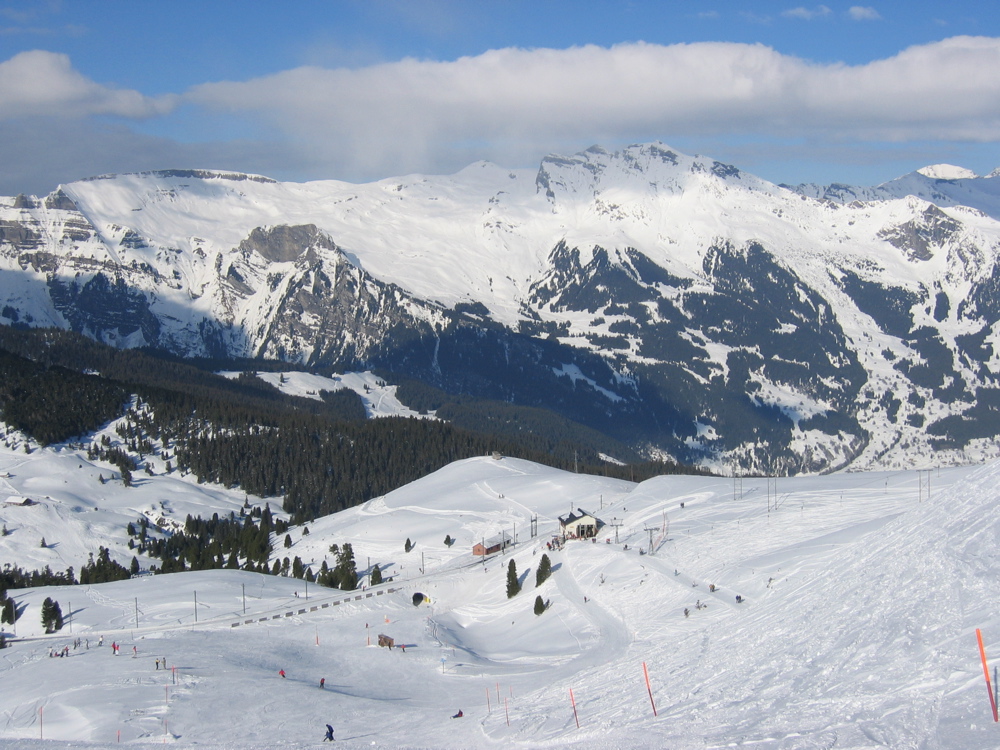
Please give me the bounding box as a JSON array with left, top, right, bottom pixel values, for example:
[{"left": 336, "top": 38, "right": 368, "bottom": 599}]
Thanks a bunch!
[
  {"left": 2, "top": 145, "right": 1000, "bottom": 474},
  {"left": 3, "top": 424, "right": 1000, "bottom": 749},
  {"left": 787, "top": 163, "right": 1000, "bottom": 220}
]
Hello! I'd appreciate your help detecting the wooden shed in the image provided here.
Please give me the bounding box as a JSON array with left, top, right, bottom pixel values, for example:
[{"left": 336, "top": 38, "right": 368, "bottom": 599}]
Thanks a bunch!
[{"left": 472, "top": 531, "right": 512, "bottom": 556}]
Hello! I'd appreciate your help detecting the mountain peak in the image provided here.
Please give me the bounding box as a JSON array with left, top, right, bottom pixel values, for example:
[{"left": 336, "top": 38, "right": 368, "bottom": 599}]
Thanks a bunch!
[{"left": 915, "top": 164, "right": 978, "bottom": 180}]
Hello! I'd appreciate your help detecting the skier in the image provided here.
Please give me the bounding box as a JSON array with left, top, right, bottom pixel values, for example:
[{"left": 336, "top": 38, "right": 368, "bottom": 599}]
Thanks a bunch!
[
  {"left": 279, "top": 669, "right": 286, "bottom": 678},
  {"left": 452, "top": 710, "right": 463, "bottom": 718},
  {"left": 320, "top": 678, "right": 325, "bottom": 689},
  {"left": 323, "top": 724, "right": 334, "bottom": 741}
]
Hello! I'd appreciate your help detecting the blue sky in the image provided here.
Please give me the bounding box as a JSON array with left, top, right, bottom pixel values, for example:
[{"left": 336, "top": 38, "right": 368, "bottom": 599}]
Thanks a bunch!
[{"left": 2, "top": 0, "right": 1000, "bottom": 194}]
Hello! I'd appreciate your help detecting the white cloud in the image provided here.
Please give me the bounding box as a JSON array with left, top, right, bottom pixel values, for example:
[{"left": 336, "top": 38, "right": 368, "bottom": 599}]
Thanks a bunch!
[
  {"left": 781, "top": 6, "right": 832, "bottom": 20},
  {"left": 184, "top": 36, "right": 1000, "bottom": 180},
  {"left": 848, "top": 6, "right": 881, "bottom": 21},
  {"left": 0, "top": 50, "right": 176, "bottom": 119}
]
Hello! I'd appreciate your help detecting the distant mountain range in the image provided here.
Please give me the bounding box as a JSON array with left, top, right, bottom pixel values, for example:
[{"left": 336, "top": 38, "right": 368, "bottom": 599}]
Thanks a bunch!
[{"left": 2, "top": 143, "right": 999, "bottom": 474}]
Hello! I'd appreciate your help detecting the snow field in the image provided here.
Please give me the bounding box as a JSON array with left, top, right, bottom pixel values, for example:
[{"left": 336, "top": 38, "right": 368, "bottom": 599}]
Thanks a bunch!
[{"left": 3, "top": 437, "right": 1000, "bottom": 747}]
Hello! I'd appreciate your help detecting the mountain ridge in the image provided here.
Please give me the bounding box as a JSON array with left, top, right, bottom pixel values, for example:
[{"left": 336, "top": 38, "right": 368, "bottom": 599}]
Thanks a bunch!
[{"left": 2, "top": 142, "right": 999, "bottom": 474}]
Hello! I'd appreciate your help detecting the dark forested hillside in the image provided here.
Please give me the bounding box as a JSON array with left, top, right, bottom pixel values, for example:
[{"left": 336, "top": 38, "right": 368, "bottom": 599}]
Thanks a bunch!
[{"left": 0, "top": 327, "right": 702, "bottom": 524}]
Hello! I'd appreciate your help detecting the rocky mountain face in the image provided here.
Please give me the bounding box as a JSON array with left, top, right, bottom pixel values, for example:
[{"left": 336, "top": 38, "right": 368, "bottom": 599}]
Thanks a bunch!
[{"left": 1, "top": 146, "right": 999, "bottom": 475}]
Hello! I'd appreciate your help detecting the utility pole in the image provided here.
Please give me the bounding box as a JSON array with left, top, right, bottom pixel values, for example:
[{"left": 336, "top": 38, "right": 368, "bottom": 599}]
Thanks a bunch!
[
  {"left": 194, "top": 591, "right": 198, "bottom": 623},
  {"left": 242, "top": 583, "right": 246, "bottom": 614}
]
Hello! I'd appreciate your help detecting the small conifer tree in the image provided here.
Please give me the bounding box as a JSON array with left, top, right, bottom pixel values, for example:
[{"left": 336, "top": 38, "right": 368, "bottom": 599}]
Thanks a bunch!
[
  {"left": 534, "top": 595, "right": 546, "bottom": 615},
  {"left": 506, "top": 559, "right": 521, "bottom": 599},
  {"left": 371, "top": 565, "right": 383, "bottom": 586},
  {"left": 405, "top": 538, "right": 413, "bottom": 553},
  {"left": 284, "top": 534, "right": 292, "bottom": 549},
  {"left": 40, "top": 597, "right": 64, "bottom": 633},
  {"left": 535, "top": 553, "right": 552, "bottom": 587}
]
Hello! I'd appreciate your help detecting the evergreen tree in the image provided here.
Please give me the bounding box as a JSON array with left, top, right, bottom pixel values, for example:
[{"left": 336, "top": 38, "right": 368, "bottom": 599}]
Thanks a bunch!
[
  {"left": 335, "top": 543, "right": 358, "bottom": 590},
  {"left": 535, "top": 554, "right": 552, "bottom": 587},
  {"left": 40, "top": 597, "right": 64, "bottom": 633},
  {"left": 1, "top": 592, "right": 15, "bottom": 625},
  {"left": 39, "top": 537, "right": 46, "bottom": 548},
  {"left": 302, "top": 526, "right": 310, "bottom": 536},
  {"left": 506, "top": 559, "right": 521, "bottom": 599},
  {"left": 534, "top": 595, "right": 546, "bottom": 615},
  {"left": 404, "top": 538, "right": 413, "bottom": 553},
  {"left": 444, "top": 534, "right": 453, "bottom": 547},
  {"left": 284, "top": 534, "right": 292, "bottom": 549},
  {"left": 370, "top": 565, "right": 383, "bottom": 586}
]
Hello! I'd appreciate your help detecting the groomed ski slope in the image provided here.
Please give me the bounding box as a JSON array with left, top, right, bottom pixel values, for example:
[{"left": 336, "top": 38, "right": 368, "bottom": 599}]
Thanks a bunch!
[{"left": 2, "top": 449, "right": 1000, "bottom": 749}]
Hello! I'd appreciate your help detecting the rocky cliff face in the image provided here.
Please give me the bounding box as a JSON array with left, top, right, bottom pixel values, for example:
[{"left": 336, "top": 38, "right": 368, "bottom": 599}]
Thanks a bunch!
[{"left": 1, "top": 147, "right": 998, "bottom": 474}]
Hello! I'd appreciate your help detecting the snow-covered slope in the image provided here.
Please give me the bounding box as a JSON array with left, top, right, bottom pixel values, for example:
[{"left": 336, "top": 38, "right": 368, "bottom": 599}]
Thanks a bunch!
[
  {"left": 3, "top": 426, "right": 1000, "bottom": 749},
  {"left": 2, "top": 145, "right": 1000, "bottom": 474}
]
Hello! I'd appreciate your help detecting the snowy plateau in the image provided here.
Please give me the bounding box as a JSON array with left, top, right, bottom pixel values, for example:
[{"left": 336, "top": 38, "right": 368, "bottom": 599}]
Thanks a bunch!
[
  {"left": 2, "top": 142, "right": 1000, "bottom": 474},
  {"left": 3, "top": 414, "right": 1000, "bottom": 749}
]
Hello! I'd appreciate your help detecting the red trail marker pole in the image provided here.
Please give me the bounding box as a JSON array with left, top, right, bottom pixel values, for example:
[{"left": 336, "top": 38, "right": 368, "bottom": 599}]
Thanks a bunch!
[
  {"left": 977, "top": 628, "right": 998, "bottom": 722},
  {"left": 569, "top": 688, "right": 580, "bottom": 728},
  {"left": 642, "top": 662, "right": 658, "bottom": 717},
  {"left": 486, "top": 687, "right": 491, "bottom": 714},
  {"left": 504, "top": 696, "right": 510, "bottom": 727}
]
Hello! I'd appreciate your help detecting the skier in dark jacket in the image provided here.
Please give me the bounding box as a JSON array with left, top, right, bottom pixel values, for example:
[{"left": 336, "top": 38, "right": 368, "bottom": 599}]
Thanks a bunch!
[
  {"left": 324, "top": 724, "right": 334, "bottom": 741},
  {"left": 452, "top": 709, "right": 463, "bottom": 718}
]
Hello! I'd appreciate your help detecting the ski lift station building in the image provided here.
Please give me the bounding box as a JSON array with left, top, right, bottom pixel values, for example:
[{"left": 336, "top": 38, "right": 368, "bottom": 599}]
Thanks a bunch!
[{"left": 559, "top": 508, "right": 602, "bottom": 539}]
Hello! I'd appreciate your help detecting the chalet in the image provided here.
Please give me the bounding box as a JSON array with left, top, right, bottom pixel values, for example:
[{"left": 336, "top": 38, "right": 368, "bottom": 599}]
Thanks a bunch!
[
  {"left": 473, "top": 531, "right": 513, "bottom": 556},
  {"left": 4, "top": 495, "right": 33, "bottom": 506},
  {"left": 559, "top": 508, "right": 601, "bottom": 539}
]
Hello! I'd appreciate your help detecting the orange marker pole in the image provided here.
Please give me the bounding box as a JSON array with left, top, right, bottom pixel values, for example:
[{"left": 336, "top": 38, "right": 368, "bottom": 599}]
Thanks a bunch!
[
  {"left": 569, "top": 688, "right": 580, "bottom": 728},
  {"left": 977, "top": 628, "right": 998, "bottom": 722},
  {"left": 642, "top": 662, "right": 658, "bottom": 717}
]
